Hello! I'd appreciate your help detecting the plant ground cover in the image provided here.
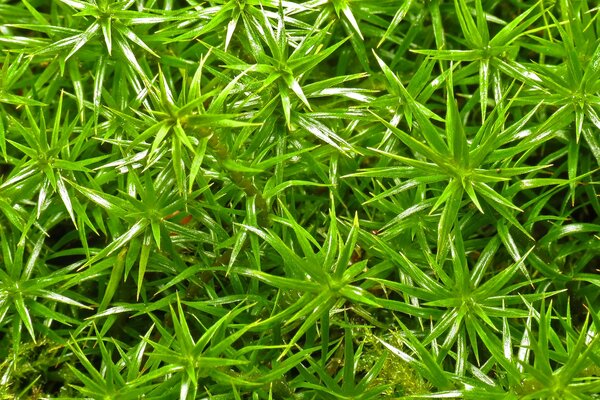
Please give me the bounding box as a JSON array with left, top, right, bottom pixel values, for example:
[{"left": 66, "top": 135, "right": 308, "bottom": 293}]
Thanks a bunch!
[{"left": 0, "top": 0, "right": 599, "bottom": 398}]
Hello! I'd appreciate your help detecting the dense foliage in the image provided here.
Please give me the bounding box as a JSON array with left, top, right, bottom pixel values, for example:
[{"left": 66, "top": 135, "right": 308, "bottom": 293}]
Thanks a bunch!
[{"left": 0, "top": 0, "right": 599, "bottom": 398}]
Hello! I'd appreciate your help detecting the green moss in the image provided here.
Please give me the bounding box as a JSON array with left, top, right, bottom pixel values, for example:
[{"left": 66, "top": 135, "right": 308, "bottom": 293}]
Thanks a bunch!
[{"left": 0, "top": 0, "right": 599, "bottom": 398}]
